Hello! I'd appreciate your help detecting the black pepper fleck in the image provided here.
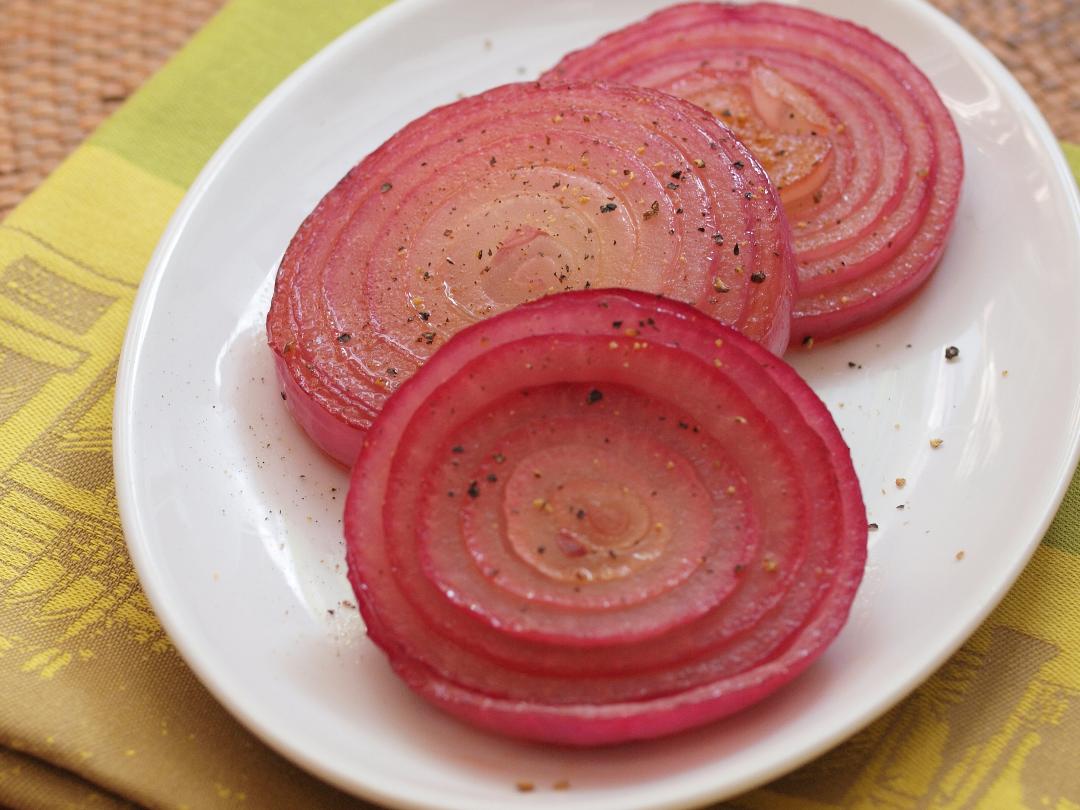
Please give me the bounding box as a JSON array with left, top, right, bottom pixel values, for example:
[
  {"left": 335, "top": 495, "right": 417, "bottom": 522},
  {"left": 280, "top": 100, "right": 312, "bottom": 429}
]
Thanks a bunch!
[
  {"left": 945, "top": 346, "right": 959, "bottom": 361},
  {"left": 587, "top": 388, "right": 603, "bottom": 404}
]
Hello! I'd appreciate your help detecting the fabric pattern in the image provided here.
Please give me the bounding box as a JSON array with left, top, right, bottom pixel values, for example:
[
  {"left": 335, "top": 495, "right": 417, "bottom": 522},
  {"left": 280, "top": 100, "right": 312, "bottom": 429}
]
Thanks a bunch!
[{"left": 0, "top": 1, "right": 1075, "bottom": 807}]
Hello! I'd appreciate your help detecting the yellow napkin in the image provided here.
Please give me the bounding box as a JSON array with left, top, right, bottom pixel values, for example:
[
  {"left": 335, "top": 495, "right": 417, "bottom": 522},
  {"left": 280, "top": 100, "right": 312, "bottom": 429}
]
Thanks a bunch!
[{"left": 0, "top": 0, "right": 1076, "bottom": 807}]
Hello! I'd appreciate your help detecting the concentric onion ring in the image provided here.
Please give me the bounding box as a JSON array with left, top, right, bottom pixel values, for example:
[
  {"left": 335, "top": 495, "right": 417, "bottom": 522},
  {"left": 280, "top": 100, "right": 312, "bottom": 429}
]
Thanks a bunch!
[
  {"left": 345, "top": 290, "right": 866, "bottom": 745},
  {"left": 545, "top": 2, "right": 964, "bottom": 343},
  {"left": 267, "top": 81, "right": 796, "bottom": 465}
]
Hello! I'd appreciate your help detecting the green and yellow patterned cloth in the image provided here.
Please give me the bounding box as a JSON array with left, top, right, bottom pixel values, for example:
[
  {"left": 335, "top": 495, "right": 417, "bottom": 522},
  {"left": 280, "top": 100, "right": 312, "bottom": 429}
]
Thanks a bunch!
[{"left": 0, "top": 2, "right": 1077, "bottom": 807}]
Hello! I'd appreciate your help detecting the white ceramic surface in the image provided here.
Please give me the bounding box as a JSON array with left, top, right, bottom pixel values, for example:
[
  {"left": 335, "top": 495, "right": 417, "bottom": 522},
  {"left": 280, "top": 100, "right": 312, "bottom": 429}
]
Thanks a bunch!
[{"left": 113, "top": 1, "right": 1080, "bottom": 808}]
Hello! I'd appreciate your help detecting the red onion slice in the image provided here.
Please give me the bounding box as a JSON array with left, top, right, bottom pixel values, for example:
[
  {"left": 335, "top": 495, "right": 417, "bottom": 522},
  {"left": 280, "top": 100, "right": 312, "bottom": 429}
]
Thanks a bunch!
[
  {"left": 267, "top": 81, "right": 796, "bottom": 465},
  {"left": 345, "top": 290, "right": 866, "bottom": 744},
  {"left": 546, "top": 2, "right": 963, "bottom": 343}
]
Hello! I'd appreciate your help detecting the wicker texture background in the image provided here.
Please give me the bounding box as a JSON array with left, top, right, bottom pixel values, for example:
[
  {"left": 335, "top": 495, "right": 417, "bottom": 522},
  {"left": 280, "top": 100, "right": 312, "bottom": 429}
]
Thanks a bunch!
[
  {"left": 0, "top": 0, "right": 1078, "bottom": 221},
  {"left": 0, "top": 0, "right": 221, "bottom": 218}
]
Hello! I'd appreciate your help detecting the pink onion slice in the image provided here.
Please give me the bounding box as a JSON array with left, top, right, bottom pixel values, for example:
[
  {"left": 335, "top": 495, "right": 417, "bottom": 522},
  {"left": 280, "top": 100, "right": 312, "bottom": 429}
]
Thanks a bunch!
[
  {"left": 345, "top": 290, "right": 866, "bottom": 744},
  {"left": 267, "top": 81, "right": 797, "bottom": 465},
  {"left": 545, "top": 2, "right": 963, "bottom": 344}
]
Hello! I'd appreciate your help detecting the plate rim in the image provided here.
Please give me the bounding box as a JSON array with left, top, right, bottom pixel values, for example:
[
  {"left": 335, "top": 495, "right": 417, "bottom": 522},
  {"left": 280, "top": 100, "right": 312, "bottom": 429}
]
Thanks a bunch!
[{"left": 113, "top": 0, "right": 1080, "bottom": 807}]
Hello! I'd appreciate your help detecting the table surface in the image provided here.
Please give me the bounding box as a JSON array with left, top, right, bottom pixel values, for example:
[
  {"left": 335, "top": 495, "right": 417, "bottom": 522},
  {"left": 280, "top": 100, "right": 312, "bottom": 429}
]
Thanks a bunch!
[{"left": 0, "top": 0, "right": 1077, "bottom": 223}]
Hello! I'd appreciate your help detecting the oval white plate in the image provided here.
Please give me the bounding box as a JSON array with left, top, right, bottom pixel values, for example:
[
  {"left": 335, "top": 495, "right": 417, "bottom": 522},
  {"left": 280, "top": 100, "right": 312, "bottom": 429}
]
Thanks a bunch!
[{"left": 114, "top": 1, "right": 1080, "bottom": 808}]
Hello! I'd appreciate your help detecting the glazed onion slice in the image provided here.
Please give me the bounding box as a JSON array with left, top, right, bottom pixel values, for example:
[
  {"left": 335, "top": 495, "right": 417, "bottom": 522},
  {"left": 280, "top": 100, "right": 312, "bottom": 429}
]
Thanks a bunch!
[
  {"left": 546, "top": 2, "right": 963, "bottom": 343},
  {"left": 346, "top": 290, "right": 866, "bottom": 745},
  {"left": 267, "top": 81, "right": 796, "bottom": 465}
]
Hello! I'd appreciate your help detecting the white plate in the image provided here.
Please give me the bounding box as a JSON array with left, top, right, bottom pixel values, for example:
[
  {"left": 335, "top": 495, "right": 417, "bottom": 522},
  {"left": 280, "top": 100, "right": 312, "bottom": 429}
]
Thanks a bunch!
[{"left": 113, "top": 1, "right": 1080, "bottom": 807}]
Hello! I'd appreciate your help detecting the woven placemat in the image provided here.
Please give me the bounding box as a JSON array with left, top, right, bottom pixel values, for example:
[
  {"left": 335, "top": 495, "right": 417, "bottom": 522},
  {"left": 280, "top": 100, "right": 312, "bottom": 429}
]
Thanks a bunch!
[
  {"left": 936, "top": 0, "right": 1079, "bottom": 139},
  {"left": 0, "top": 0, "right": 1077, "bottom": 222},
  {"left": 0, "top": 0, "right": 223, "bottom": 219}
]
